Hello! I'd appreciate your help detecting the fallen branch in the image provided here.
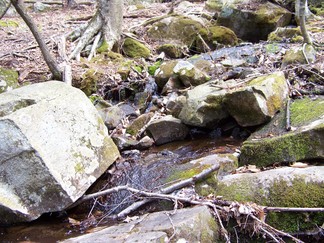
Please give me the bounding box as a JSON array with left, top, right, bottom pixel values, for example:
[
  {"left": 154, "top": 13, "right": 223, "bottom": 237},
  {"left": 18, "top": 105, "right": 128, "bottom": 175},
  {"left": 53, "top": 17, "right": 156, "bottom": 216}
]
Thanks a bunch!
[{"left": 69, "top": 163, "right": 220, "bottom": 210}]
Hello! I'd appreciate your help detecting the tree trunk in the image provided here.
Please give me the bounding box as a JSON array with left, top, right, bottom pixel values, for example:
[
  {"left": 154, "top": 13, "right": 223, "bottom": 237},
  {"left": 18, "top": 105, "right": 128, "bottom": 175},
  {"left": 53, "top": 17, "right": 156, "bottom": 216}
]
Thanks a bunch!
[
  {"left": 0, "top": 0, "right": 10, "bottom": 19},
  {"left": 69, "top": 0, "right": 123, "bottom": 60},
  {"left": 10, "top": 0, "right": 62, "bottom": 80},
  {"left": 297, "top": 0, "right": 312, "bottom": 44}
]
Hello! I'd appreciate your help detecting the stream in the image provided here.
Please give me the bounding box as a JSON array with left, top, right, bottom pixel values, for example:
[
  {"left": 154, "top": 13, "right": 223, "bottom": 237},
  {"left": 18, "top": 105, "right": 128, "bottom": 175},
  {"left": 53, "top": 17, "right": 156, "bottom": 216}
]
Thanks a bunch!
[{"left": 0, "top": 135, "right": 242, "bottom": 243}]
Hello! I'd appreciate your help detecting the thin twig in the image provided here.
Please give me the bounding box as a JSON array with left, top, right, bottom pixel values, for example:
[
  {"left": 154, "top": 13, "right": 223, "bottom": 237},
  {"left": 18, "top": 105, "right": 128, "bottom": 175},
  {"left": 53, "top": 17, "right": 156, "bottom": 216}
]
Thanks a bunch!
[
  {"left": 250, "top": 214, "right": 305, "bottom": 243},
  {"left": 286, "top": 98, "right": 291, "bottom": 131}
]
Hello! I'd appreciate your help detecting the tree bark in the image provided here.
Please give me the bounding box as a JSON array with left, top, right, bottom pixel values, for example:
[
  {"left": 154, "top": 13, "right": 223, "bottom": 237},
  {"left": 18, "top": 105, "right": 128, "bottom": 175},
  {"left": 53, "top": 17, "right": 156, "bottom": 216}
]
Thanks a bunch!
[
  {"left": 0, "top": 0, "right": 10, "bottom": 19},
  {"left": 10, "top": 0, "right": 62, "bottom": 80},
  {"left": 69, "top": 0, "right": 123, "bottom": 60},
  {"left": 298, "top": 0, "right": 312, "bottom": 44}
]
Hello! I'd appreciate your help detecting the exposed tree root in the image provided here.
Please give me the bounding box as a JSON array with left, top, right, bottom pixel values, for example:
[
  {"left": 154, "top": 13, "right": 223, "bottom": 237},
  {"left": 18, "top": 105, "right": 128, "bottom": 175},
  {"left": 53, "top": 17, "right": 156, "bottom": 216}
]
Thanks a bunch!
[{"left": 68, "top": 13, "right": 102, "bottom": 60}]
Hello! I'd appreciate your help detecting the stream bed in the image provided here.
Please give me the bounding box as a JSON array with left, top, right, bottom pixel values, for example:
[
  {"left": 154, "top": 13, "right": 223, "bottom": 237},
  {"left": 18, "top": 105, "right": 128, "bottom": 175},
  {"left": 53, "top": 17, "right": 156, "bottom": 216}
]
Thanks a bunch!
[{"left": 0, "top": 135, "right": 242, "bottom": 242}]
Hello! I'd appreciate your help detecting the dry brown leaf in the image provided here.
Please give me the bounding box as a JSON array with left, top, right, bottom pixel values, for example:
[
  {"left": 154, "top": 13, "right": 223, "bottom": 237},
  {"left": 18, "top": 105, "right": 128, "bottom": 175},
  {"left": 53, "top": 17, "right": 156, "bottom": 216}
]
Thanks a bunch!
[{"left": 290, "top": 162, "right": 308, "bottom": 168}]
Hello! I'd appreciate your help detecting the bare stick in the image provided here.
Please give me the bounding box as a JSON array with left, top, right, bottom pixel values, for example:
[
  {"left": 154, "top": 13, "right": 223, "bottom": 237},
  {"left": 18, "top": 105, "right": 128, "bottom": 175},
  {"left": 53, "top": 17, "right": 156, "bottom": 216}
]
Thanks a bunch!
[
  {"left": 70, "top": 164, "right": 220, "bottom": 210},
  {"left": 265, "top": 207, "right": 324, "bottom": 212},
  {"left": 250, "top": 214, "right": 304, "bottom": 243},
  {"left": 286, "top": 98, "right": 291, "bottom": 131}
]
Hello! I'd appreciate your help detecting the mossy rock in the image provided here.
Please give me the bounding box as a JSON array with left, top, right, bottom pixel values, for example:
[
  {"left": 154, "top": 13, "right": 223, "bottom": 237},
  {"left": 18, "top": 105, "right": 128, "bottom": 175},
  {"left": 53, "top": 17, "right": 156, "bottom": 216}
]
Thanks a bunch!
[
  {"left": 216, "top": 166, "right": 324, "bottom": 232},
  {"left": 282, "top": 44, "right": 317, "bottom": 67},
  {"left": 267, "top": 27, "right": 302, "bottom": 42},
  {"left": 240, "top": 97, "right": 324, "bottom": 167},
  {"left": 223, "top": 72, "right": 289, "bottom": 127},
  {"left": 193, "top": 26, "right": 238, "bottom": 53},
  {"left": 147, "top": 15, "right": 204, "bottom": 46},
  {"left": 154, "top": 60, "right": 178, "bottom": 89},
  {"left": 79, "top": 68, "right": 103, "bottom": 96},
  {"left": 166, "top": 153, "right": 238, "bottom": 196},
  {"left": 122, "top": 38, "right": 151, "bottom": 58},
  {"left": 0, "top": 67, "right": 19, "bottom": 94},
  {"left": 217, "top": 2, "right": 291, "bottom": 42},
  {"left": 157, "top": 44, "right": 185, "bottom": 59}
]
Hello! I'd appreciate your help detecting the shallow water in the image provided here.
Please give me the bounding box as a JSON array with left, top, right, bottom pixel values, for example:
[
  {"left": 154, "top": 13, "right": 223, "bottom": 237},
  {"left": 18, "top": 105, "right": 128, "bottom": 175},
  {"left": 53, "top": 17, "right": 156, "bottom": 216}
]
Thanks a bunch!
[{"left": 0, "top": 136, "right": 242, "bottom": 242}]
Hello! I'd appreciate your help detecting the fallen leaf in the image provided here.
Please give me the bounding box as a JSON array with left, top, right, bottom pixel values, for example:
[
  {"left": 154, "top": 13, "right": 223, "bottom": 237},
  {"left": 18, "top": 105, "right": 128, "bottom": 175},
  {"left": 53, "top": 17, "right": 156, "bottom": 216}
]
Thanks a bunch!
[{"left": 290, "top": 162, "right": 308, "bottom": 168}]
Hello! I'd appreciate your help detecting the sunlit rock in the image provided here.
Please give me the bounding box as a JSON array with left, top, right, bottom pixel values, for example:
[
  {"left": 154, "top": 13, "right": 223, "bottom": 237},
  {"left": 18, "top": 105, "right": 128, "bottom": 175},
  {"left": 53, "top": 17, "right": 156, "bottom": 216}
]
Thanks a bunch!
[
  {"left": 223, "top": 71, "right": 289, "bottom": 127},
  {"left": 0, "top": 81, "right": 120, "bottom": 224},
  {"left": 240, "top": 97, "right": 324, "bottom": 166}
]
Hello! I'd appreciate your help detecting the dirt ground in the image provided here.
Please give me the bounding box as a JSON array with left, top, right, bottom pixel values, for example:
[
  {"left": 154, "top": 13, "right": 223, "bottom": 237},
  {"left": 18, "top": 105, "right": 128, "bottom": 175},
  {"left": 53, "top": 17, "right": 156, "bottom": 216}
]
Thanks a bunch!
[
  {"left": 0, "top": 2, "right": 170, "bottom": 84},
  {"left": 0, "top": 1, "right": 323, "bottom": 88}
]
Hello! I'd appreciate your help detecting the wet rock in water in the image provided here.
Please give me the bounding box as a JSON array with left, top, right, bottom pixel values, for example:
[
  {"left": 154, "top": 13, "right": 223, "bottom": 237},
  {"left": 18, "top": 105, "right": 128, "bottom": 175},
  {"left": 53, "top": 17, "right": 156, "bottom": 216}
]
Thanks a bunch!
[
  {"left": 240, "top": 97, "right": 324, "bottom": 167},
  {"left": 98, "top": 103, "right": 137, "bottom": 130},
  {"left": 0, "top": 81, "right": 120, "bottom": 224},
  {"left": 216, "top": 166, "right": 324, "bottom": 233},
  {"left": 0, "top": 67, "right": 19, "bottom": 94},
  {"left": 113, "top": 135, "right": 154, "bottom": 151},
  {"left": 126, "top": 112, "right": 155, "bottom": 136},
  {"left": 217, "top": 1, "right": 292, "bottom": 42},
  {"left": 146, "top": 115, "right": 189, "bottom": 145},
  {"left": 178, "top": 81, "right": 229, "bottom": 128},
  {"left": 60, "top": 206, "right": 220, "bottom": 243},
  {"left": 223, "top": 71, "right": 289, "bottom": 127}
]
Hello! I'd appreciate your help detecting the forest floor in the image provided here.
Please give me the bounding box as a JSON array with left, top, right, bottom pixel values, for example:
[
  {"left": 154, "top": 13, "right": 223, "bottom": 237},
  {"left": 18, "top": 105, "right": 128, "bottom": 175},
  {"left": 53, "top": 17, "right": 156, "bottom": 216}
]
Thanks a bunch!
[
  {"left": 0, "top": 2, "right": 323, "bottom": 91},
  {"left": 0, "top": 2, "right": 171, "bottom": 84}
]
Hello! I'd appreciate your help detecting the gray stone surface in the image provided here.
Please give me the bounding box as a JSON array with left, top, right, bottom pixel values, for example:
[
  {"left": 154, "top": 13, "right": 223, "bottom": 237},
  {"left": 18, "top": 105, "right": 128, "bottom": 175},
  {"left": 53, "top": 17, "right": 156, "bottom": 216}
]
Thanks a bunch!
[
  {"left": 61, "top": 206, "right": 219, "bottom": 243},
  {"left": 0, "top": 81, "right": 120, "bottom": 224},
  {"left": 146, "top": 115, "right": 189, "bottom": 145}
]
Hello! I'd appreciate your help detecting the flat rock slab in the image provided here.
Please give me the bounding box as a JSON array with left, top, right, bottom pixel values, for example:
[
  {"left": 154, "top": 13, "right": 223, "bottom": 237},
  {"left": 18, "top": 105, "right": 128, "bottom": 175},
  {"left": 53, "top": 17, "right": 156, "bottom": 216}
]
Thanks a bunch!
[
  {"left": 0, "top": 81, "right": 120, "bottom": 224},
  {"left": 240, "top": 97, "right": 324, "bottom": 166},
  {"left": 216, "top": 166, "right": 324, "bottom": 232},
  {"left": 61, "top": 206, "right": 219, "bottom": 243}
]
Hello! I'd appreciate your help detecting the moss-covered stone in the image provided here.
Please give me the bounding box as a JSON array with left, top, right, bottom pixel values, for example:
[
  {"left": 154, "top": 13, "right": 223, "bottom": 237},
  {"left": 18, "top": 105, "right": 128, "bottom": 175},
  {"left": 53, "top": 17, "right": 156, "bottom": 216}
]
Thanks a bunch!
[
  {"left": 267, "top": 27, "right": 302, "bottom": 42},
  {"left": 290, "top": 97, "right": 324, "bottom": 126},
  {"left": 240, "top": 96, "right": 324, "bottom": 167},
  {"left": 216, "top": 167, "right": 324, "bottom": 232},
  {"left": 217, "top": 2, "right": 291, "bottom": 42},
  {"left": 193, "top": 26, "right": 238, "bottom": 53},
  {"left": 147, "top": 15, "right": 204, "bottom": 46},
  {"left": 79, "top": 68, "right": 102, "bottom": 96},
  {"left": 157, "top": 44, "right": 185, "bottom": 59},
  {"left": 154, "top": 60, "right": 178, "bottom": 89},
  {"left": 122, "top": 38, "right": 151, "bottom": 58},
  {"left": 282, "top": 44, "right": 317, "bottom": 67},
  {"left": 223, "top": 72, "right": 289, "bottom": 127},
  {"left": 0, "top": 67, "right": 19, "bottom": 94}
]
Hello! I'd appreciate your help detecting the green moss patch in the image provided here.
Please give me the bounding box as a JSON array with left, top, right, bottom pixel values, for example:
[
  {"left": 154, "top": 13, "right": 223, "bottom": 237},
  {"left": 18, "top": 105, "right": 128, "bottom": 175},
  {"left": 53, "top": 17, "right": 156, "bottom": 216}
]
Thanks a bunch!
[
  {"left": 290, "top": 97, "right": 324, "bottom": 127},
  {"left": 122, "top": 38, "right": 151, "bottom": 58}
]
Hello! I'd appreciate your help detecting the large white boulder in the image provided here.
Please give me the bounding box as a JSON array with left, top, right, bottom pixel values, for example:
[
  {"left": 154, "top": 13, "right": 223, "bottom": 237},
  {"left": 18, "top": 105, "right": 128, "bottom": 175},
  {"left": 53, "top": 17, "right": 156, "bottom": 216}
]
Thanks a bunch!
[{"left": 0, "top": 81, "right": 120, "bottom": 224}]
